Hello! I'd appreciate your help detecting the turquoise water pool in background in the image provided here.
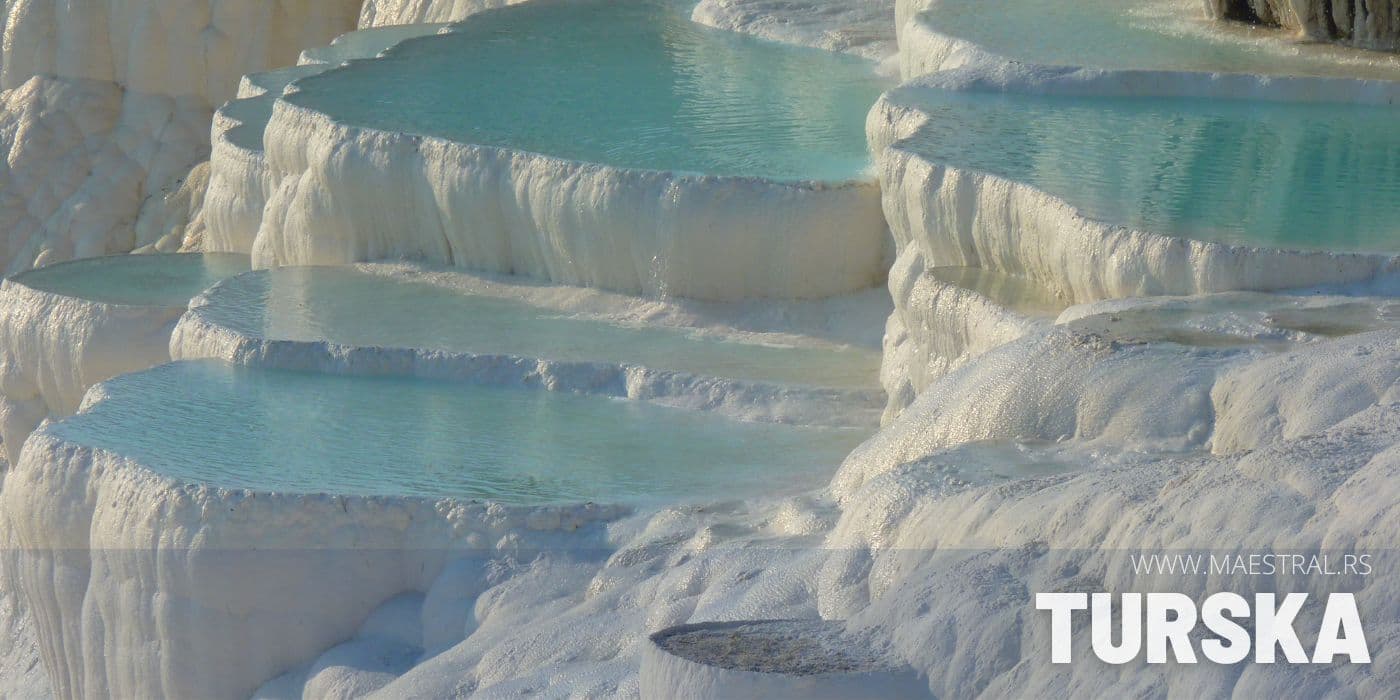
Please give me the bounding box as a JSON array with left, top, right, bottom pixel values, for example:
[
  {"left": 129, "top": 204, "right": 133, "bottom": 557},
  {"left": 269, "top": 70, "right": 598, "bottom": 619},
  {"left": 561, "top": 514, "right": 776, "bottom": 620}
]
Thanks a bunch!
[{"left": 286, "top": 0, "right": 889, "bottom": 181}]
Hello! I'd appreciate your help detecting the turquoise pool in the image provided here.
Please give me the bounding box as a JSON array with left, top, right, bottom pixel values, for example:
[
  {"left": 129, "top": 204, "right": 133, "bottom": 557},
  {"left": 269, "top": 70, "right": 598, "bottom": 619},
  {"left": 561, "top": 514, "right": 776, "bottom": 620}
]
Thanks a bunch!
[
  {"left": 10, "top": 254, "right": 251, "bottom": 307},
  {"left": 284, "top": 0, "right": 889, "bottom": 181},
  {"left": 48, "top": 361, "right": 869, "bottom": 504},
  {"left": 897, "top": 88, "right": 1400, "bottom": 252},
  {"left": 197, "top": 267, "right": 881, "bottom": 389}
]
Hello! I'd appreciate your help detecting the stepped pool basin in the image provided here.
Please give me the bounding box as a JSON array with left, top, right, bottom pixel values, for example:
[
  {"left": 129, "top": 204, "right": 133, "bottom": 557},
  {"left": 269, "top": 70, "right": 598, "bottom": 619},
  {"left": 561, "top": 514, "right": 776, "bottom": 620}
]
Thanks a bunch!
[
  {"left": 298, "top": 23, "right": 450, "bottom": 66},
  {"left": 10, "top": 253, "right": 250, "bottom": 307},
  {"left": 912, "top": 0, "right": 1400, "bottom": 80},
  {"left": 285, "top": 0, "right": 888, "bottom": 181},
  {"left": 0, "top": 253, "right": 251, "bottom": 460},
  {"left": 189, "top": 266, "right": 881, "bottom": 390},
  {"left": 54, "top": 361, "right": 869, "bottom": 504},
  {"left": 894, "top": 88, "right": 1400, "bottom": 253}
]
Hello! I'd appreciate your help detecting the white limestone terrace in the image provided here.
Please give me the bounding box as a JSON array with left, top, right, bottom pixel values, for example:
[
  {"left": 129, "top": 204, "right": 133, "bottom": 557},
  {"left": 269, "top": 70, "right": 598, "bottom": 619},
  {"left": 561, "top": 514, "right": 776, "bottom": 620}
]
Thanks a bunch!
[
  {"left": 0, "top": 253, "right": 248, "bottom": 464},
  {"left": 0, "top": 0, "right": 361, "bottom": 105},
  {"left": 1, "top": 417, "right": 630, "bottom": 699},
  {"left": 171, "top": 264, "right": 887, "bottom": 428},
  {"left": 202, "top": 0, "right": 892, "bottom": 301},
  {"left": 0, "top": 355, "right": 869, "bottom": 698},
  {"left": 0, "top": 1, "right": 1396, "bottom": 698},
  {"left": 899, "top": 0, "right": 1400, "bottom": 79},
  {"left": 871, "top": 65, "right": 1400, "bottom": 318}
]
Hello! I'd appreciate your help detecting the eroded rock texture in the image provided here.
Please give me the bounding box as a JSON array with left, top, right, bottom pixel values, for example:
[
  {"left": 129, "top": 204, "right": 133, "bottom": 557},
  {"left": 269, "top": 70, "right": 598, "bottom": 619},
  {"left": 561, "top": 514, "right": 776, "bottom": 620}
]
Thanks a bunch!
[{"left": 1205, "top": 0, "right": 1400, "bottom": 50}]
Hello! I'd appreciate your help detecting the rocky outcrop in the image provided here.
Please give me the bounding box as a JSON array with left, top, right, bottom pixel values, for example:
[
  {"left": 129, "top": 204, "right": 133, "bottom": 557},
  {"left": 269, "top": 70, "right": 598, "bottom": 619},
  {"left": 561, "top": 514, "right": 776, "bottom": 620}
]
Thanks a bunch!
[
  {"left": 0, "top": 0, "right": 361, "bottom": 272},
  {"left": 1205, "top": 0, "right": 1400, "bottom": 50}
]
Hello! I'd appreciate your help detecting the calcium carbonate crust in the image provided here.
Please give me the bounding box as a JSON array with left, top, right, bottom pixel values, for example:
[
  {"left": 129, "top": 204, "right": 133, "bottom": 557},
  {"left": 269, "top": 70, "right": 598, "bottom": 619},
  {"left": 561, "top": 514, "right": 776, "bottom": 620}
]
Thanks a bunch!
[
  {"left": 879, "top": 250, "right": 1047, "bottom": 419},
  {"left": 202, "top": 97, "right": 887, "bottom": 301}
]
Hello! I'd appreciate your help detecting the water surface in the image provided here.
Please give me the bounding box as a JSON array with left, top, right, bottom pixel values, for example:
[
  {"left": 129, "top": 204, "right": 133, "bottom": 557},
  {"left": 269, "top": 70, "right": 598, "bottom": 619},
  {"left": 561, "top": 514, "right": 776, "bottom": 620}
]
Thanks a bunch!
[
  {"left": 10, "top": 254, "right": 251, "bottom": 307},
  {"left": 900, "top": 89, "right": 1400, "bottom": 252},
  {"left": 50, "top": 361, "right": 868, "bottom": 504},
  {"left": 199, "top": 267, "right": 881, "bottom": 389},
  {"left": 287, "top": 0, "right": 888, "bottom": 180}
]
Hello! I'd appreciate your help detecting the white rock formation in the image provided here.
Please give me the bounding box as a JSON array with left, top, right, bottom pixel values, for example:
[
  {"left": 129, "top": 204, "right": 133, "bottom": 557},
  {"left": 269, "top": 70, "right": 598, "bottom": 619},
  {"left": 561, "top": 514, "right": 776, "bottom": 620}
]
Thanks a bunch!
[
  {"left": 0, "top": 0, "right": 1394, "bottom": 697},
  {"left": 12, "top": 292, "right": 1398, "bottom": 697},
  {"left": 0, "top": 78, "right": 209, "bottom": 273},
  {"left": 0, "top": 0, "right": 361, "bottom": 104},
  {"left": 869, "top": 63, "right": 1400, "bottom": 406},
  {"left": 0, "top": 0, "right": 360, "bottom": 272},
  {"left": 348, "top": 317, "right": 1397, "bottom": 696},
  {"left": 201, "top": 98, "right": 886, "bottom": 301},
  {"left": 825, "top": 328, "right": 1399, "bottom": 697}
]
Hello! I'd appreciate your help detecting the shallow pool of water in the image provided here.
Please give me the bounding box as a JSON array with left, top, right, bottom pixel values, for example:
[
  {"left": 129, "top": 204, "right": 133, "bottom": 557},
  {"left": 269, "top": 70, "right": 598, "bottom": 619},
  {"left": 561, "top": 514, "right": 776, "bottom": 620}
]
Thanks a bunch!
[
  {"left": 198, "top": 267, "right": 880, "bottom": 389},
  {"left": 899, "top": 89, "right": 1400, "bottom": 252},
  {"left": 285, "top": 0, "right": 888, "bottom": 181},
  {"left": 921, "top": 0, "right": 1400, "bottom": 80},
  {"left": 10, "top": 254, "right": 251, "bottom": 307},
  {"left": 50, "top": 361, "right": 868, "bottom": 504}
]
